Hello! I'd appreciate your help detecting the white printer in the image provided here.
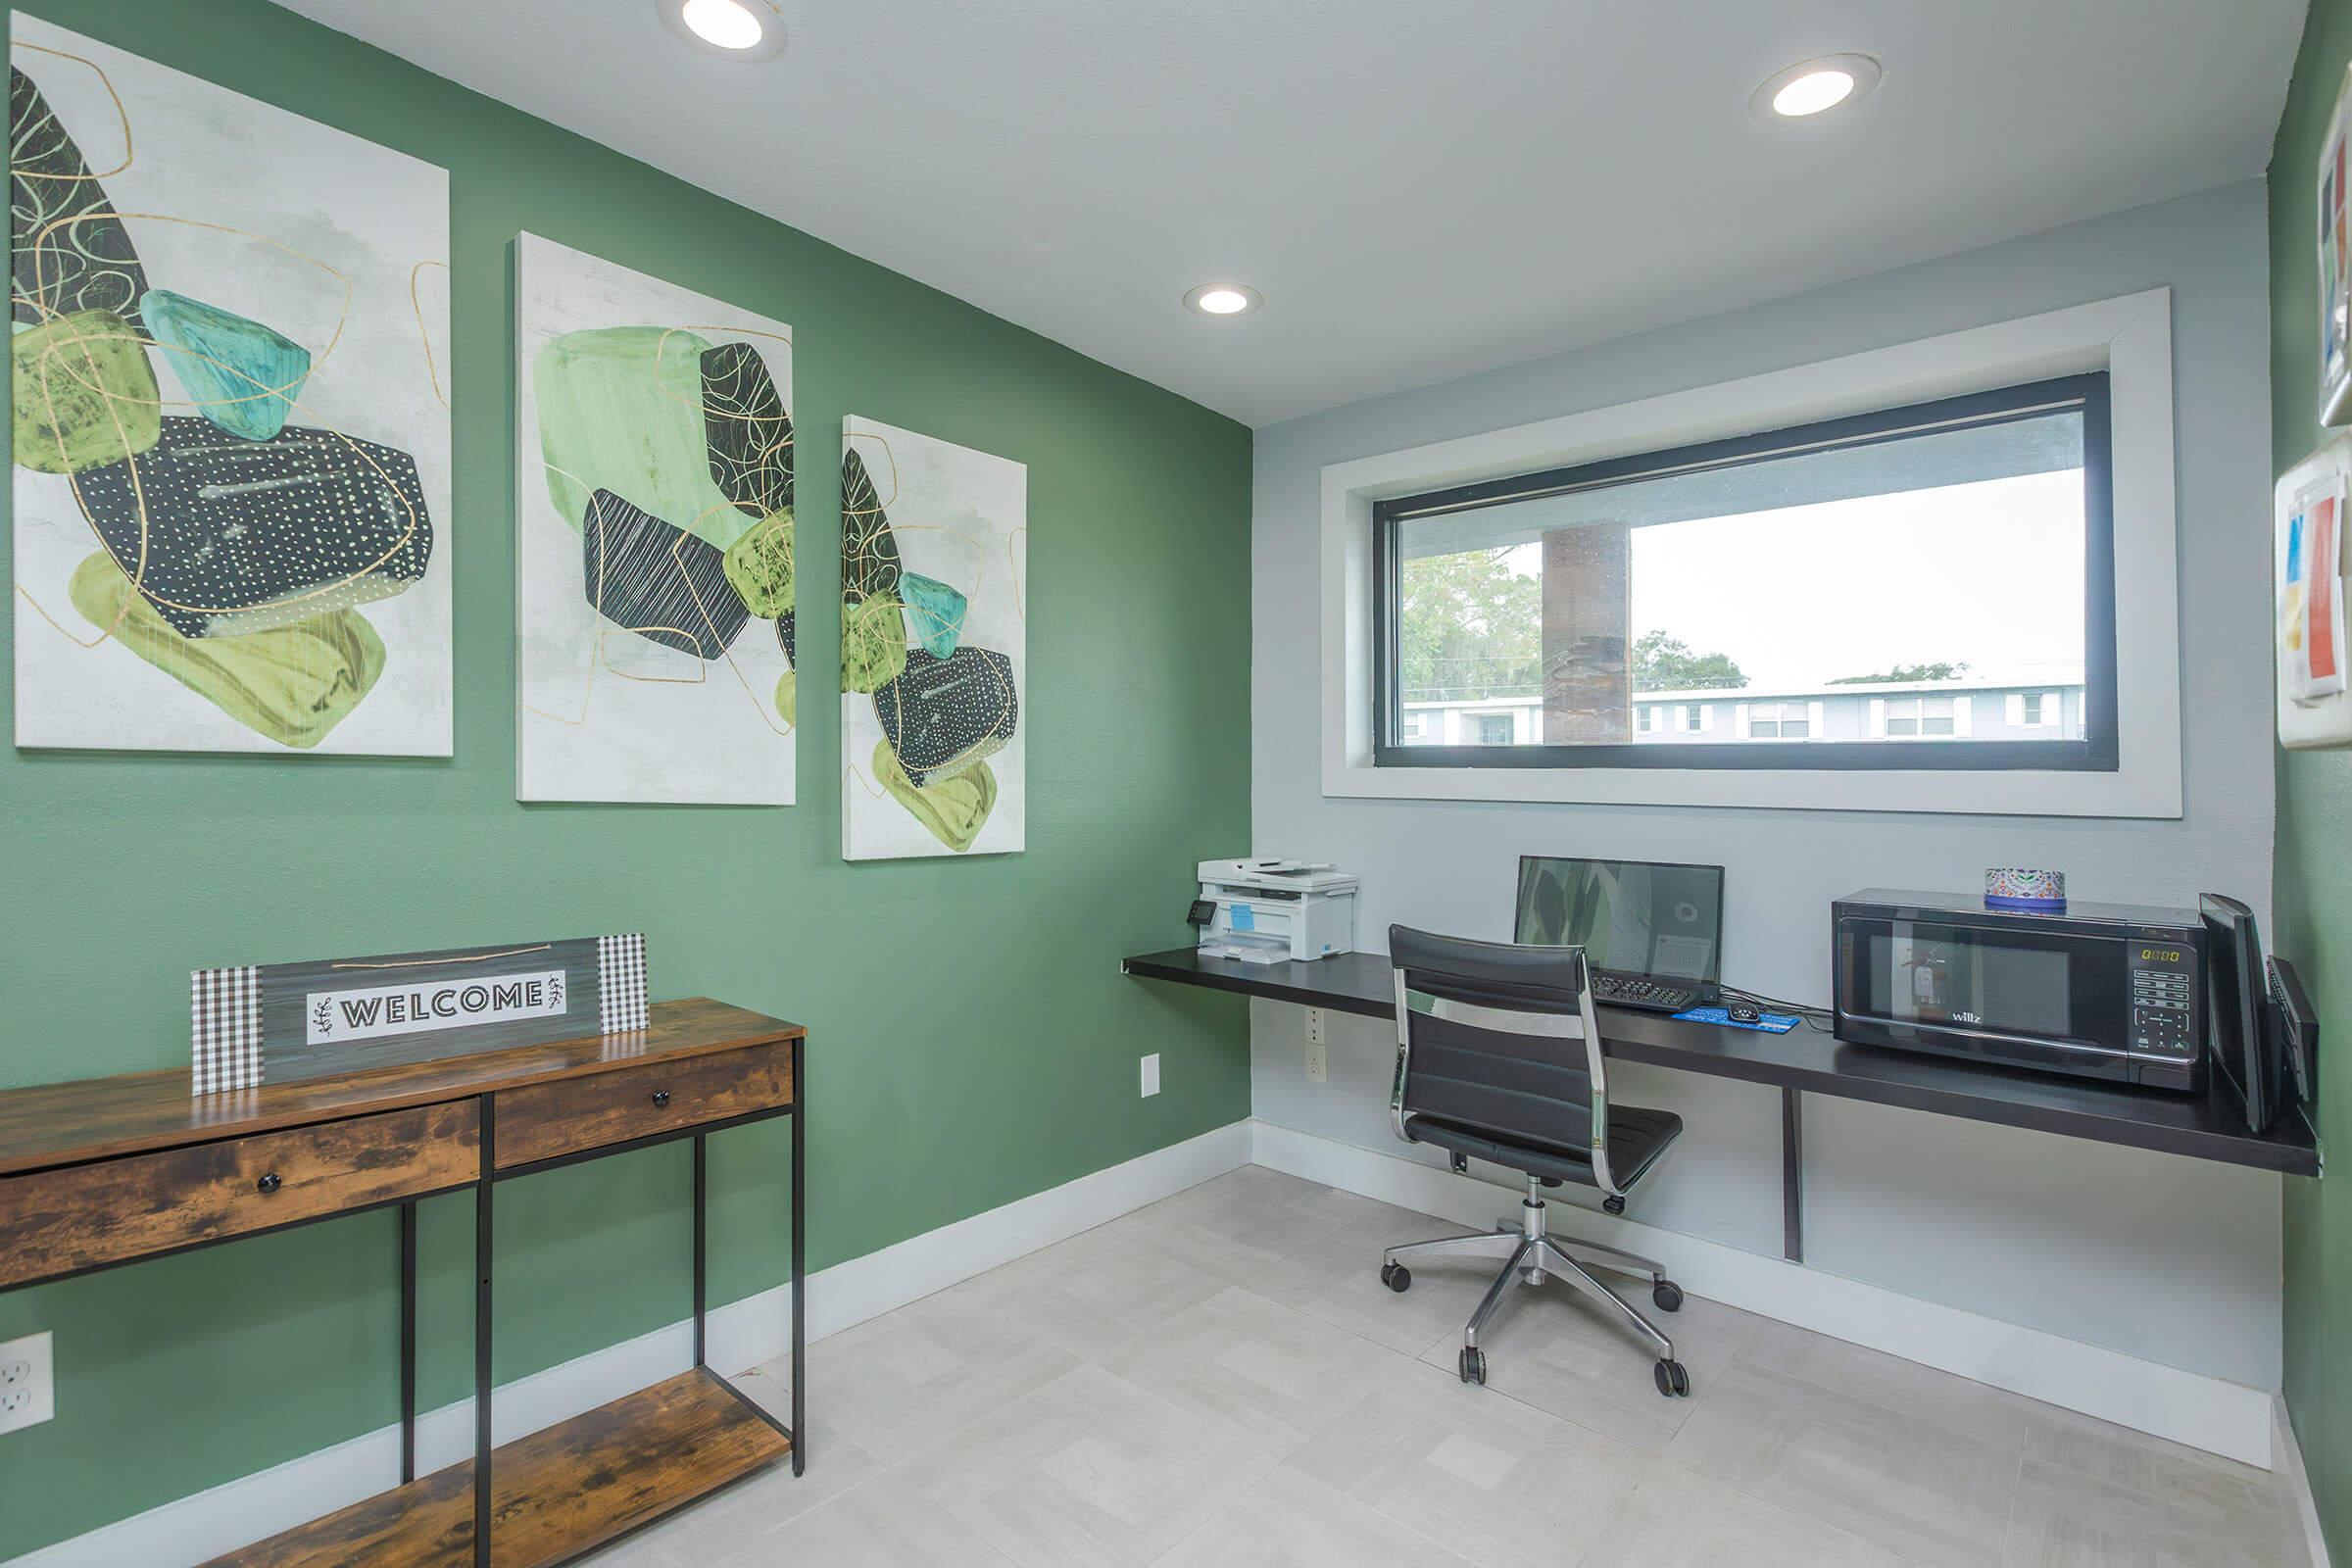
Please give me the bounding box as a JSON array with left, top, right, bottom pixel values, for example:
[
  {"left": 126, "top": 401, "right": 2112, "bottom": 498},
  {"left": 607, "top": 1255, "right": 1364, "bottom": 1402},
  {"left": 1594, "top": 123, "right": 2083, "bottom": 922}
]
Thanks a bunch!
[{"left": 1194, "top": 858, "right": 1359, "bottom": 963}]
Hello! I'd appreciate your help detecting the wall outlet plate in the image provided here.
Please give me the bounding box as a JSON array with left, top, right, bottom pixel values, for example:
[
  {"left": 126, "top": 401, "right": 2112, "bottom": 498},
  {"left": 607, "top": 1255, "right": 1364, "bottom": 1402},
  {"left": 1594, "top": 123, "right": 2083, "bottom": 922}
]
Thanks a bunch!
[
  {"left": 1140, "top": 1053, "right": 1160, "bottom": 1098},
  {"left": 0, "top": 1331, "right": 54, "bottom": 1436},
  {"left": 1305, "top": 1007, "right": 1327, "bottom": 1083}
]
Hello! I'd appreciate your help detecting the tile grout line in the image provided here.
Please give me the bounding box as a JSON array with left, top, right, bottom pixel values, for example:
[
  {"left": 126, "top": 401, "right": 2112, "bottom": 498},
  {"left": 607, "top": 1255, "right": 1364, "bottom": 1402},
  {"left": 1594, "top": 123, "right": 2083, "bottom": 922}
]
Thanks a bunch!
[
  {"left": 1548, "top": 1450, "right": 1668, "bottom": 1568},
  {"left": 1660, "top": 1243, "right": 2294, "bottom": 1532},
  {"left": 1136, "top": 1495, "right": 1227, "bottom": 1568},
  {"left": 1651, "top": 1456, "right": 1940, "bottom": 1568},
  {"left": 1723, "top": 1336, "right": 2038, "bottom": 1461},
  {"left": 1995, "top": 1446, "right": 2028, "bottom": 1568},
  {"left": 803, "top": 1289, "right": 1092, "bottom": 1470},
  {"left": 1728, "top": 1325, "right": 2284, "bottom": 1515}
]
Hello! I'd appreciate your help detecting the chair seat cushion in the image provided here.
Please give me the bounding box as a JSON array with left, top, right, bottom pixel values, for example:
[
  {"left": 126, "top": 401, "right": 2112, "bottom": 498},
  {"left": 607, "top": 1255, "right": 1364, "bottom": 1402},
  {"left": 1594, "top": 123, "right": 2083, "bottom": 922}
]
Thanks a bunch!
[{"left": 1403, "top": 1103, "right": 1682, "bottom": 1191}]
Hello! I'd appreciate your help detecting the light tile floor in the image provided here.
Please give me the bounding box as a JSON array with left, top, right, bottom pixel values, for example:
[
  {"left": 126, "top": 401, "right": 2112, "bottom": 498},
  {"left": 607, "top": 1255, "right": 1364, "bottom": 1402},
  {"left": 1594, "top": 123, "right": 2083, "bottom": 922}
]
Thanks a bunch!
[{"left": 585, "top": 1166, "right": 2311, "bottom": 1568}]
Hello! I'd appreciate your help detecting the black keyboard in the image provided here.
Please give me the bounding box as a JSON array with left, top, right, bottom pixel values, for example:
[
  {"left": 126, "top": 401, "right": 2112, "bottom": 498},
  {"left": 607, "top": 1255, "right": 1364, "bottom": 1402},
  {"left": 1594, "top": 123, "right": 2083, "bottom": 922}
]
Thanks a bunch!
[{"left": 1592, "top": 972, "right": 1714, "bottom": 1013}]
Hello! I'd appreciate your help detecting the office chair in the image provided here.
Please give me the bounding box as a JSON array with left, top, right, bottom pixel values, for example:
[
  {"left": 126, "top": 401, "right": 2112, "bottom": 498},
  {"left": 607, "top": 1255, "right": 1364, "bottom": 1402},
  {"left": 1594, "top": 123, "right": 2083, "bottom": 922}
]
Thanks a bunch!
[{"left": 1379, "top": 925, "right": 1690, "bottom": 1395}]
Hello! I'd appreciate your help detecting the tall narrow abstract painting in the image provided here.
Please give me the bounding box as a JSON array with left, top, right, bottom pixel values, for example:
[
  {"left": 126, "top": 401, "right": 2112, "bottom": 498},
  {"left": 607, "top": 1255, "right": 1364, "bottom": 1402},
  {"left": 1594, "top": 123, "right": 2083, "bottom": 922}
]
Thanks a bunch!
[
  {"left": 842, "top": 416, "right": 1025, "bottom": 858},
  {"left": 515, "top": 234, "right": 795, "bottom": 803},
  {"left": 10, "top": 14, "right": 452, "bottom": 754}
]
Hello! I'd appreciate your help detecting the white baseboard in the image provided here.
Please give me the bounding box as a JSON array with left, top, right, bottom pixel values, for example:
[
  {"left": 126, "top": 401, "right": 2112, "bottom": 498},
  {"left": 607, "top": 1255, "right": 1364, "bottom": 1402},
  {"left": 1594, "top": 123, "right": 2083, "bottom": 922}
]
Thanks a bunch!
[
  {"left": 5, "top": 1120, "right": 1253, "bottom": 1568},
  {"left": 2278, "top": 1396, "right": 2335, "bottom": 1568},
  {"left": 1250, "top": 1119, "right": 2278, "bottom": 1469}
]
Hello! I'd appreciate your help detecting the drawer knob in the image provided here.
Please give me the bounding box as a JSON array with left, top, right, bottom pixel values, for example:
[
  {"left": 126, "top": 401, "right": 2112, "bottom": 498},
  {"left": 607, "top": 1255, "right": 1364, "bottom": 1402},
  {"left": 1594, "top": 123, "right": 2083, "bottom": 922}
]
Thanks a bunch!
[
  {"left": 651, "top": 1090, "right": 671, "bottom": 1108},
  {"left": 257, "top": 1172, "right": 283, "bottom": 1195}
]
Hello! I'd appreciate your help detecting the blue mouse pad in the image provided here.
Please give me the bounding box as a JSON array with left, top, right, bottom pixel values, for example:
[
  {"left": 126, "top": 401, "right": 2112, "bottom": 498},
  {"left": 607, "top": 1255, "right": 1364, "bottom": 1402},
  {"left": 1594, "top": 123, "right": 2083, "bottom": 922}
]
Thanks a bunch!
[{"left": 1673, "top": 1005, "right": 1799, "bottom": 1034}]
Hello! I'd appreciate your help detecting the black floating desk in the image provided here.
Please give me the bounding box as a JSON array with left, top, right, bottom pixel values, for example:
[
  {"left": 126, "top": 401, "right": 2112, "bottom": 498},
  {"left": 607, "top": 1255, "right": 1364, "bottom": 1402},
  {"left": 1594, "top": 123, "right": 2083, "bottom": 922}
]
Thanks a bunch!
[{"left": 1123, "top": 947, "right": 2320, "bottom": 1261}]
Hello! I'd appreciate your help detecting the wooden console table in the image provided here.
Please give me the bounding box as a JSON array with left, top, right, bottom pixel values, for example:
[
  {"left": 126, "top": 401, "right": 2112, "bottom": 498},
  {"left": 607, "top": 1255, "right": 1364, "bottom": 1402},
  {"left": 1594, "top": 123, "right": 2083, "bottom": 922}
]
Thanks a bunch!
[{"left": 0, "top": 997, "right": 806, "bottom": 1568}]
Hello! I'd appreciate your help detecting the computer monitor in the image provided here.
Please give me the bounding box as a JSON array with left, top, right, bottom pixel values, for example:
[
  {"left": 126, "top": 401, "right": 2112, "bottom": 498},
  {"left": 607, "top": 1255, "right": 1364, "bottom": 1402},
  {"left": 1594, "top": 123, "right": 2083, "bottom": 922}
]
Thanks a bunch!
[
  {"left": 2201, "top": 893, "right": 2275, "bottom": 1132},
  {"left": 1514, "top": 858, "right": 1725, "bottom": 983}
]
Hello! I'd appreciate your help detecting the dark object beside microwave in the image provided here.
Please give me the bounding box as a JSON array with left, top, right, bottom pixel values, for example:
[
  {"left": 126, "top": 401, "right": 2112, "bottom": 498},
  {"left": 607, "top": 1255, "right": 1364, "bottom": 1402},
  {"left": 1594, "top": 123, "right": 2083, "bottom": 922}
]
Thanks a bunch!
[
  {"left": 1832, "top": 890, "right": 2205, "bottom": 1091},
  {"left": 2203, "top": 894, "right": 2321, "bottom": 1134}
]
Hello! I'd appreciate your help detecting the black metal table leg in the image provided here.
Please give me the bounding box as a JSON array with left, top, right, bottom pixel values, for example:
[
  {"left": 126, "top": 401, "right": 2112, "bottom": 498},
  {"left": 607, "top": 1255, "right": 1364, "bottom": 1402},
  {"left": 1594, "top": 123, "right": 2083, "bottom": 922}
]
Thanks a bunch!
[
  {"left": 475, "top": 1095, "right": 495, "bottom": 1568},
  {"left": 400, "top": 1200, "right": 417, "bottom": 1484},
  {"left": 1782, "top": 1087, "right": 1804, "bottom": 1263},
  {"left": 693, "top": 1132, "right": 707, "bottom": 1370},
  {"left": 791, "top": 1038, "right": 805, "bottom": 1476}
]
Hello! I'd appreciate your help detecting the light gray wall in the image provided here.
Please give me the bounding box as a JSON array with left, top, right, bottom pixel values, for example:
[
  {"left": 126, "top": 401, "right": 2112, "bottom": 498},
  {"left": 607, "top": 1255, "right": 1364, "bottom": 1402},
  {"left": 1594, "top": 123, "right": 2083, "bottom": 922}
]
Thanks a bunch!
[{"left": 1248, "top": 180, "right": 2281, "bottom": 1390}]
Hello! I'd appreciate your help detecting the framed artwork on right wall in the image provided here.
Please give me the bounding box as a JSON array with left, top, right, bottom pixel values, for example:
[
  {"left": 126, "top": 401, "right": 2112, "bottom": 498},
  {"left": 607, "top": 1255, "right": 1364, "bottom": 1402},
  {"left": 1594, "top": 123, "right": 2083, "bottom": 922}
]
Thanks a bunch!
[
  {"left": 840, "top": 416, "right": 1026, "bottom": 859},
  {"left": 2318, "top": 60, "right": 2352, "bottom": 427}
]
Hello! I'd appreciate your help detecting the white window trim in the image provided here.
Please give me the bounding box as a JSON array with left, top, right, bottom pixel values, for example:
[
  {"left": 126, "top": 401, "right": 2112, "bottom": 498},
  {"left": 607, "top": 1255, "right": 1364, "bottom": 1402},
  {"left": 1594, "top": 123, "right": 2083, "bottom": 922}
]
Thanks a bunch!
[{"left": 1316, "top": 289, "right": 2181, "bottom": 818}]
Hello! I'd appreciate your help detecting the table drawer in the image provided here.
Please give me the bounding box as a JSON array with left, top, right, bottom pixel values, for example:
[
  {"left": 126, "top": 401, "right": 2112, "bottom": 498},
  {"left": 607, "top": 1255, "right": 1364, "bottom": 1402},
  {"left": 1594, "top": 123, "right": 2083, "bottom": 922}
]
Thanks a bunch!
[
  {"left": 492, "top": 1041, "right": 794, "bottom": 1169},
  {"left": 0, "top": 1101, "right": 479, "bottom": 1289}
]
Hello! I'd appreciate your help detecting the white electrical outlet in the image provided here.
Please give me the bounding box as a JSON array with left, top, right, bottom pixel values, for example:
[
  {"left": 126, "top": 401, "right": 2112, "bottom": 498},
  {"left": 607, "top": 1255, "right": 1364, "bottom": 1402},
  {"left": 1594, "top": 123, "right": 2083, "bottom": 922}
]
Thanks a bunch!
[
  {"left": 1305, "top": 1007, "right": 1327, "bottom": 1083},
  {"left": 0, "top": 1331, "right": 54, "bottom": 1437},
  {"left": 1140, "top": 1053, "right": 1160, "bottom": 1098}
]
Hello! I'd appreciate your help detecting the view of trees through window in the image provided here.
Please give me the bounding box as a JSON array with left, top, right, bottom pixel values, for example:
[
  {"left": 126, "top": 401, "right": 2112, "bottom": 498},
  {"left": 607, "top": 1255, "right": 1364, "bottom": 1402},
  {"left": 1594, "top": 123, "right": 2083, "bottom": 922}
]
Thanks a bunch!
[{"left": 1395, "top": 546, "right": 1542, "bottom": 704}]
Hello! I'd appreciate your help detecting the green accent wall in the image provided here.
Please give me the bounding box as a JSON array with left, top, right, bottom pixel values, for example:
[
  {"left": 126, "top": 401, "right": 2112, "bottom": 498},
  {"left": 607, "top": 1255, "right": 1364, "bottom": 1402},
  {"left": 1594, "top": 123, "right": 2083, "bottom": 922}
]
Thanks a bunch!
[
  {"left": 0, "top": 1, "right": 1251, "bottom": 1555},
  {"left": 2274, "top": 1, "right": 2352, "bottom": 1557}
]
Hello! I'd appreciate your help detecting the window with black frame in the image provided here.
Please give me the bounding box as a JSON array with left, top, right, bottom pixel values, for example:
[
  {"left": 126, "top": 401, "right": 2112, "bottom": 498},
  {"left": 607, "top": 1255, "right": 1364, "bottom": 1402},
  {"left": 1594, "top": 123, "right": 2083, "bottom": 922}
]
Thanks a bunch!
[{"left": 1372, "top": 374, "right": 2115, "bottom": 771}]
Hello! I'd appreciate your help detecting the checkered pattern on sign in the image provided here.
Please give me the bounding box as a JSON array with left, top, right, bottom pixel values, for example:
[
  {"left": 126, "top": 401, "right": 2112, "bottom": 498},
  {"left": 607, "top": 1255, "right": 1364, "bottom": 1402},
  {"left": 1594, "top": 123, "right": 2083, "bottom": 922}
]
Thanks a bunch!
[
  {"left": 598, "top": 933, "right": 649, "bottom": 1034},
  {"left": 190, "top": 966, "right": 264, "bottom": 1096}
]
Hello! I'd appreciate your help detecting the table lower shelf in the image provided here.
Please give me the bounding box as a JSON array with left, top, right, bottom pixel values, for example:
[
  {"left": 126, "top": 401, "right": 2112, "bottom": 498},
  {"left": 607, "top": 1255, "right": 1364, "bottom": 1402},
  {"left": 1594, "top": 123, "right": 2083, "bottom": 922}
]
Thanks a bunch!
[{"left": 202, "top": 1367, "right": 791, "bottom": 1568}]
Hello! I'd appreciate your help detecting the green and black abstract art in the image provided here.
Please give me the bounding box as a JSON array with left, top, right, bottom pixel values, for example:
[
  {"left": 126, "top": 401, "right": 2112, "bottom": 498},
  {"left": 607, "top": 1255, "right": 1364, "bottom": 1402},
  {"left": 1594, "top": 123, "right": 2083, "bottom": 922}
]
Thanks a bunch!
[
  {"left": 841, "top": 416, "right": 1026, "bottom": 858},
  {"left": 514, "top": 234, "right": 795, "bottom": 804},
  {"left": 10, "top": 17, "right": 452, "bottom": 754}
]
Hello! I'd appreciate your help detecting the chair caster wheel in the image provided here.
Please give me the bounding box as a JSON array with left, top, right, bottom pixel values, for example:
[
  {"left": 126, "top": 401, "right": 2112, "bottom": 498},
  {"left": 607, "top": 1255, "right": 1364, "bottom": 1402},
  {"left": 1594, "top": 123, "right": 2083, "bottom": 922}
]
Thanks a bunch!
[
  {"left": 1602, "top": 1195, "right": 1626, "bottom": 1215},
  {"left": 1381, "top": 1261, "right": 1411, "bottom": 1293},
  {"left": 1653, "top": 1358, "right": 1690, "bottom": 1397},
  {"left": 1459, "top": 1347, "right": 1487, "bottom": 1385},
  {"left": 1652, "top": 1279, "right": 1684, "bottom": 1312}
]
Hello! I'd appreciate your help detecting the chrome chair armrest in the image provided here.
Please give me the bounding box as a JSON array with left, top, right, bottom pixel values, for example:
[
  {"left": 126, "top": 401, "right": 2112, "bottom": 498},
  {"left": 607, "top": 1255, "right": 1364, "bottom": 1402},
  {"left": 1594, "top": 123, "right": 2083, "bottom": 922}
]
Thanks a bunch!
[{"left": 1391, "top": 966, "right": 1414, "bottom": 1144}]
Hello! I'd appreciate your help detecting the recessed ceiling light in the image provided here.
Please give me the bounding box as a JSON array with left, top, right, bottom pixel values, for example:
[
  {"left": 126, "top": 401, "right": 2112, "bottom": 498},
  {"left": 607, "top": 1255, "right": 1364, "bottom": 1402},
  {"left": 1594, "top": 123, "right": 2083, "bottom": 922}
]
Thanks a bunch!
[
  {"left": 1750, "top": 53, "right": 1882, "bottom": 123},
  {"left": 1185, "top": 282, "right": 1262, "bottom": 318},
  {"left": 657, "top": 0, "right": 788, "bottom": 62}
]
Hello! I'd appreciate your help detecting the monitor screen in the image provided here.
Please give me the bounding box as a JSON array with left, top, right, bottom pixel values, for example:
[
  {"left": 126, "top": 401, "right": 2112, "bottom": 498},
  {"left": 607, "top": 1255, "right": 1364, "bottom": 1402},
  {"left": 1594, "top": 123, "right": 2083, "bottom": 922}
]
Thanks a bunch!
[{"left": 1514, "top": 858, "right": 1725, "bottom": 982}]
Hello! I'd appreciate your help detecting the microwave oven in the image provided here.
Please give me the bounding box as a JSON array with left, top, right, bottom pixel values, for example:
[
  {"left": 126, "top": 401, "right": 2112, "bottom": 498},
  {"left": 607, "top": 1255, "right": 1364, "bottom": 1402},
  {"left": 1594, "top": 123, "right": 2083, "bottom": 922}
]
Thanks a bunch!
[{"left": 1831, "top": 890, "right": 2205, "bottom": 1091}]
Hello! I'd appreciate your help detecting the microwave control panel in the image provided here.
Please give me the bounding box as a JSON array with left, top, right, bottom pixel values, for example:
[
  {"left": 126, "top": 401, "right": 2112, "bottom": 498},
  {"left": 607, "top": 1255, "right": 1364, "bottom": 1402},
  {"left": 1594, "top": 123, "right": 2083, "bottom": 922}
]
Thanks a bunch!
[{"left": 2126, "top": 936, "right": 2200, "bottom": 1058}]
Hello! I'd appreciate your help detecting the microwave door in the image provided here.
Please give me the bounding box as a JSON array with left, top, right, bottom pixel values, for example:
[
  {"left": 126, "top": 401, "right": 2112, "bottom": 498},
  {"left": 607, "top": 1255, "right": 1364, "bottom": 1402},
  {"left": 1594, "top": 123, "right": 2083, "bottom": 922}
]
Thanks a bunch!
[{"left": 1838, "top": 917, "right": 2133, "bottom": 1073}]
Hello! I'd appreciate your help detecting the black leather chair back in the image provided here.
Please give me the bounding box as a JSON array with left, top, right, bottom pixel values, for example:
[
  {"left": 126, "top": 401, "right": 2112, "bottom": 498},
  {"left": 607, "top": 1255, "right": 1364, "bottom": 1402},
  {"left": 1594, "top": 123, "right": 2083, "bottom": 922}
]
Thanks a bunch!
[{"left": 1389, "top": 924, "right": 1602, "bottom": 1158}]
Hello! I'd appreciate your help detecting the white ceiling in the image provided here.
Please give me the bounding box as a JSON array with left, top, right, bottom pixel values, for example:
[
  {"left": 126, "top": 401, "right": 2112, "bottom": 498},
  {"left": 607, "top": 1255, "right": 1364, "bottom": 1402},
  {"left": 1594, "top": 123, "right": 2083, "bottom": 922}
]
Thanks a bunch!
[{"left": 270, "top": 0, "right": 2306, "bottom": 427}]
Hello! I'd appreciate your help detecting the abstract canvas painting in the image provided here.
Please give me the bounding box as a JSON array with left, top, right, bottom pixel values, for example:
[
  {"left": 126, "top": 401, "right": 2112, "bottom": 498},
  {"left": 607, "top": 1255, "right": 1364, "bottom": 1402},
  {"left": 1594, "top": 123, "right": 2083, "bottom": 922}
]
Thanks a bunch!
[
  {"left": 10, "top": 14, "right": 452, "bottom": 754},
  {"left": 841, "top": 416, "right": 1025, "bottom": 858},
  {"left": 515, "top": 234, "right": 795, "bottom": 803}
]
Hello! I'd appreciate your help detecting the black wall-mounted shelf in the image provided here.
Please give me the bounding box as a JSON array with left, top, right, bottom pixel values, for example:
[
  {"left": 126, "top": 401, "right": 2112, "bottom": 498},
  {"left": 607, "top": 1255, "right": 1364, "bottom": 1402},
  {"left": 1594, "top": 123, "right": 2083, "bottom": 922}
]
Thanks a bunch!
[{"left": 1124, "top": 947, "right": 2319, "bottom": 1178}]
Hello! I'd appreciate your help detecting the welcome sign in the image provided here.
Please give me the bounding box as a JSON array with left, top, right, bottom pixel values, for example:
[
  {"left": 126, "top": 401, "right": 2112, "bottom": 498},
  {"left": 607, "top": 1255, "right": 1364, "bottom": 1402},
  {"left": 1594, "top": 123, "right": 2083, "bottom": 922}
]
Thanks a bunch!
[
  {"left": 306, "top": 970, "right": 571, "bottom": 1046},
  {"left": 192, "top": 936, "right": 648, "bottom": 1095}
]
